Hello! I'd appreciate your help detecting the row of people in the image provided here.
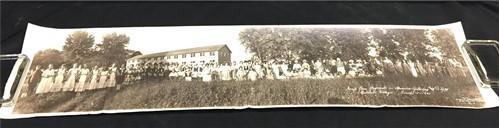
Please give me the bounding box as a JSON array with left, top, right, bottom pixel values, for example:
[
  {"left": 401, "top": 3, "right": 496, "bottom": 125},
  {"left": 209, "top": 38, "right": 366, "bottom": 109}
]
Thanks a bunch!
[
  {"left": 23, "top": 57, "right": 468, "bottom": 96},
  {"left": 122, "top": 57, "right": 468, "bottom": 84},
  {"left": 25, "top": 63, "right": 122, "bottom": 94}
]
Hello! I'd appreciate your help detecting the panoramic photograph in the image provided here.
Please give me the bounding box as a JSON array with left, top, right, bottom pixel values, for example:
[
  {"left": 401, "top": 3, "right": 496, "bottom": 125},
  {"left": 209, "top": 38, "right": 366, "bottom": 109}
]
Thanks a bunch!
[{"left": 12, "top": 23, "right": 487, "bottom": 115}]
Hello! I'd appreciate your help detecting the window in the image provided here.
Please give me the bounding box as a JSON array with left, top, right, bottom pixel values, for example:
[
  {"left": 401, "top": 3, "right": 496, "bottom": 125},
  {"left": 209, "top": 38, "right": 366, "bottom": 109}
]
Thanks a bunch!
[
  {"left": 174, "top": 55, "right": 178, "bottom": 59},
  {"left": 200, "top": 52, "right": 205, "bottom": 56},
  {"left": 210, "top": 51, "right": 215, "bottom": 56},
  {"left": 200, "top": 60, "right": 205, "bottom": 64},
  {"left": 182, "top": 62, "right": 187, "bottom": 64},
  {"left": 182, "top": 54, "right": 187, "bottom": 58},
  {"left": 191, "top": 53, "right": 195, "bottom": 57},
  {"left": 210, "top": 60, "right": 215, "bottom": 63},
  {"left": 191, "top": 61, "right": 195, "bottom": 63},
  {"left": 167, "top": 56, "right": 170, "bottom": 59}
]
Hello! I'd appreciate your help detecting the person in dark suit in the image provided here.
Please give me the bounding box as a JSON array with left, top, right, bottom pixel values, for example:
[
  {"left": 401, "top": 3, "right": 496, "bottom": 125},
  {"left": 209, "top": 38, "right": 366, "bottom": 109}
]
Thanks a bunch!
[{"left": 27, "top": 65, "right": 42, "bottom": 96}]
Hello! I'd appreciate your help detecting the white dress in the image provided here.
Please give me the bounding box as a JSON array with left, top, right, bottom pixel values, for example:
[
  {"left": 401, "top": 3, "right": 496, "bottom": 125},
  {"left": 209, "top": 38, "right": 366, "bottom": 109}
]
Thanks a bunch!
[
  {"left": 236, "top": 68, "right": 247, "bottom": 81},
  {"left": 107, "top": 67, "right": 117, "bottom": 88},
  {"left": 347, "top": 64, "right": 357, "bottom": 78},
  {"left": 221, "top": 66, "right": 232, "bottom": 81},
  {"left": 292, "top": 64, "right": 302, "bottom": 76},
  {"left": 51, "top": 69, "right": 65, "bottom": 92},
  {"left": 408, "top": 62, "right": 418, "bottom": 77},
  {"left": 169, "top": 67, "right": 178, "bottom": 78},
  {"left": 99, "top": 71, "right": 109, "bottom": 88},
  {"left": 247, "top": 70, "right": 258, "bottom": 81},
  {"left": 314, "top": 61, "right": 324, "bottom": 77},
  {"left": 88, "top": 69, "right": 99, "bottom": 90},
  {"left": 75, "top": 68, "right": 90, "bottom": 92},
  {"left": 337, "top": 62, "right": 346, "bottom": 75},
  {"left": 35, "top": 71, "right": 47, "bottom": 94},
  {"left": 63, "top": 68, "right": 78, "bottom": 92},
  {"left": 202, "top": 68, "right": 212, "bottom": 82},
  {"left": 280, "top": 64, "right": 290, "bottom": 77},
  {"left": 36, "top": 69, "right": 54, "bottom": 94},
  {"left": 301, "top": 63, "right": 311, "bottom": 78},
  {"left": 253, "top": 65, "right": 264, "bottom": 79},
  {"left": 45, "top": 69, "right": 56, "bottom": 93}
]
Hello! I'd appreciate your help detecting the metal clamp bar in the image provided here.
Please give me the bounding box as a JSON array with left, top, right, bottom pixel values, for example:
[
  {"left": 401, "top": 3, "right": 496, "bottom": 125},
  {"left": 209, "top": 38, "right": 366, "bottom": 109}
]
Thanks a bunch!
[
  {"left": 0, "top": 54, "right": 30, "bottom": 106},
  {"left": 462, "top": 40, "right": 499, "bottom": 87}
]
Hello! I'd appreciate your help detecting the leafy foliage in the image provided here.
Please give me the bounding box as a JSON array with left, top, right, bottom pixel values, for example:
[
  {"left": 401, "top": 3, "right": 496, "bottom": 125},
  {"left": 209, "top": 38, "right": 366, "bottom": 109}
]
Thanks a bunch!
[
  {"left": 240, "top": 28, "right": 458, "bottom": 62},
  {"left": 95, "top": 32, "right": 130, "bottom": 66},
  {"left": 31, "top": 49, "right": 65, "bottom": 68},
  {"left": 32, "top": 31, "right": 135, "bottom": 68},
  {"left": 62, "top": 31, "right": 95, "bottom": 64}
]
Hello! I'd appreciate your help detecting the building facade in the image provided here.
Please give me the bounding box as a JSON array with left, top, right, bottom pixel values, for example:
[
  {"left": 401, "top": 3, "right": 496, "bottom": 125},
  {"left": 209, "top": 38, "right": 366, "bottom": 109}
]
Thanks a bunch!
[{"left": 127, "top": 44, "right": 232, "bottom": 67}]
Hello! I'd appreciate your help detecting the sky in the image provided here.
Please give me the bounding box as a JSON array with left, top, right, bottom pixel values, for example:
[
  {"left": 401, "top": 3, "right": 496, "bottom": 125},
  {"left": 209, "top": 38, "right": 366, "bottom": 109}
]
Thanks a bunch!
[
  {"left": 22, "top": 24, "right": 254, "bottom": 62},
  {"left": 21, "top": 22, "right": 465, "bottom": 62}
]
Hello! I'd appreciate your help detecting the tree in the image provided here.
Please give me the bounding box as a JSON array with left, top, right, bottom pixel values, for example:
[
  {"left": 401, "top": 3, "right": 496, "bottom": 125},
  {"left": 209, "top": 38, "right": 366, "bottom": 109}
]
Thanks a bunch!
[
  {"left": 96, "top": 32, "right": 130, "bottom": 66},
  {"left": 239, "top": 27, "right": 446, "bottom": 63},
  {"left": 378, "top": 29, "right": 433, "bottom": 62},
  {"left": 430, "top": 29, "right": 462, "bottom": 62},
  {"left": 332, "top": 28, "right": 370, "bottom": 61},
  {"left": 372, "top": 28, "right": 402, "bottom": 60},
  {"left": 62, "top": 31, "right": 95, "bottom": 64},
  {"left": 240, "top": 28, "right": 370, "bottom": 61},
  {"left": 31, "top": 49, "right": 65, "bottom": 68}
]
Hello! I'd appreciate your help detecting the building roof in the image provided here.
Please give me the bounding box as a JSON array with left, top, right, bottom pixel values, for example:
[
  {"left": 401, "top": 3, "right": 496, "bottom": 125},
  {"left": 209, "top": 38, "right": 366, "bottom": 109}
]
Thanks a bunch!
[{"left": 129, "top": 44, "right": 231, "bottom": 59}]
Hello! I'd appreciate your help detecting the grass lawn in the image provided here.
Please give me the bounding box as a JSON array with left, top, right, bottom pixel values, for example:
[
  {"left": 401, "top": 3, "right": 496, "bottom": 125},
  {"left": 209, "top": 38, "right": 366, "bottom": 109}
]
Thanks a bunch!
[{"left": 13, "top": 74, "right": 484, "bottom": 114}]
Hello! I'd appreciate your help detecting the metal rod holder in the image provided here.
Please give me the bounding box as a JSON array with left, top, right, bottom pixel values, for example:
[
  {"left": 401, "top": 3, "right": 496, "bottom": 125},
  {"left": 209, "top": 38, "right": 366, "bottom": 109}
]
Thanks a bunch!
[
  {"left": 462, "top": 40, "right": 499, "bottom": 88},
  {"left": 0, "top": 54, "right": 30, "bottom": 107}
]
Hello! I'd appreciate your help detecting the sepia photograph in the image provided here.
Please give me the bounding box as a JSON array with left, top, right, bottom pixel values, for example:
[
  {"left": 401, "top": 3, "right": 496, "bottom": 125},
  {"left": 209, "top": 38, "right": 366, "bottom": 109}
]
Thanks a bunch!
[{"left": 4, "top": 22, "right": 496, "bottom": 117}]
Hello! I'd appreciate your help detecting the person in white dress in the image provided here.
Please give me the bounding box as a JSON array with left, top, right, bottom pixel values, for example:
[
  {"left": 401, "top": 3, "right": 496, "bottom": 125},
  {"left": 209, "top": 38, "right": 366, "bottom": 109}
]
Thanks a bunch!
[
  {"left": 236, "top": 67, "right": 247, "bottom": 81},
  {"left": 346, "top": 60, "right": 357, "bottom": 78},
  {"left": 202, "top": 64, "right": 212, "bottom": 82},
  {"left": 168, "top": 64, "right": 177, "bottom": 81},
  {"left": 253, "top": 62, "right": 264, "bottom": 79},
  {"left": 177, "top": 65, "right": 186, "bottom": 81},
  {"left": 271, "top": 61, "right": 282, "bottom": 79},
  {"left": 280, "top": 61, "right": 290, "bottom": 79},
  {"left": 35, "top": 67, "right": 48, "bottom": 94},
  {"left": 301, "top": 60, "right": 312, "bottom": 78},
  {"left": 415, "top": 60, "right": 426, "bottom": 77},
  {"left": 76, "top": 64, "right": 90, "bottom": 92},
  {"left": 247, "top": 68, "right": 258, "bottom": 81},
  {"left": 314, "top": 59, "right": 324, "bottom": 78},
  {"left": 336, "top": 58, "right": 346, "bottom": 77},
  {"left": 45, "top": 65, "right": 57, "bottom": 93},
  {"left": 88, "top": 66, "right": 100, "bottom": 90},
  {"left": 221, "top": 63, "right": 232, "bottom": 81},
  {"left": 36, "top": 64, "right": 55, "bottom": 94},
  {"left": 292, "top": 60, "right": 302, "bottom": 77},
  {"left": 107, "top": 63, "right": 117, "bottom": 88},
  {"left": 51, "top": 64, "right": 66, "bottom": 92},
  {"left": 263, "top": 62, "right": 274, "bottom": 80},
  {"left": 190, "top": 64, "right": 199, "bottom": 80},
  {"left": 63, "top": 63, "right": 79, "bottom": 92},
  {"left": 408, "top": 60, "right": 418, "bottom": 77},
  {"left": 230, "top": 61, "right": 238, "bottom": 80},
  {"left": 98, "top": 67, "right": 109, "bottom": 89}
]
